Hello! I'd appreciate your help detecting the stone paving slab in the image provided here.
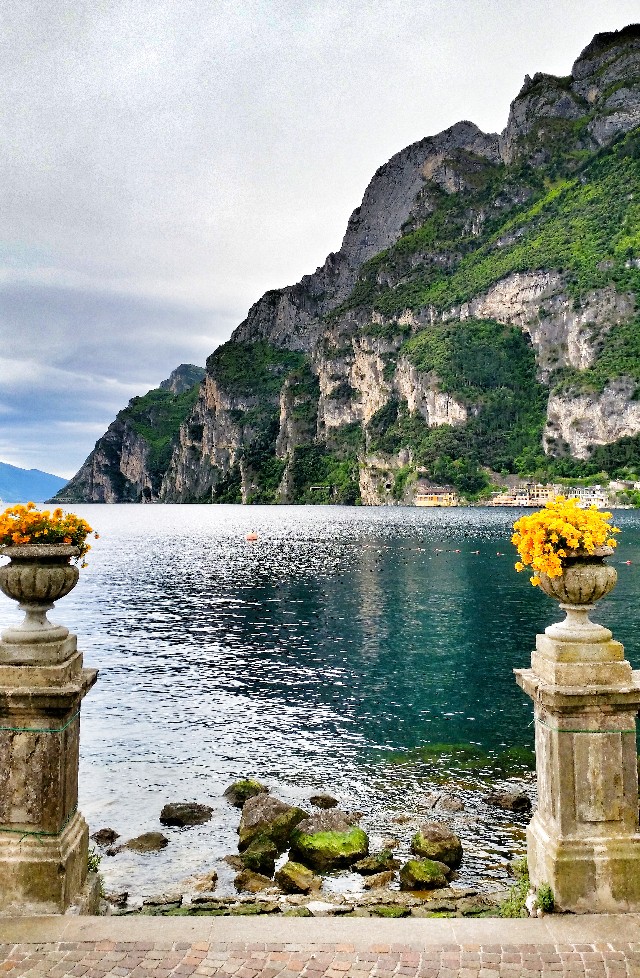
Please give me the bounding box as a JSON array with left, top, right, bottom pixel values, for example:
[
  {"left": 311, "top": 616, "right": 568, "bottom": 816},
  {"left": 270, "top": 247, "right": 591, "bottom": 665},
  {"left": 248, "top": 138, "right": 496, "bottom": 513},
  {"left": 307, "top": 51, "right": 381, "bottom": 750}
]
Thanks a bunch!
[{"left": 1, "top": 915, "right": 639, "bottom": 977}]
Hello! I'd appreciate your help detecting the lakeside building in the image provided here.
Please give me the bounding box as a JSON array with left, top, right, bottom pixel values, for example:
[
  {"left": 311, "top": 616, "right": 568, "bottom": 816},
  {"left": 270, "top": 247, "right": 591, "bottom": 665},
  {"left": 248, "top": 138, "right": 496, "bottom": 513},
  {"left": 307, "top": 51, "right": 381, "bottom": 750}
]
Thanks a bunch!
[
  {"left": 488, "top": 483, "right": 611, "bottom": 508},
  {"left": 414, "top": 482, "right": 459, "bottom": 507}
]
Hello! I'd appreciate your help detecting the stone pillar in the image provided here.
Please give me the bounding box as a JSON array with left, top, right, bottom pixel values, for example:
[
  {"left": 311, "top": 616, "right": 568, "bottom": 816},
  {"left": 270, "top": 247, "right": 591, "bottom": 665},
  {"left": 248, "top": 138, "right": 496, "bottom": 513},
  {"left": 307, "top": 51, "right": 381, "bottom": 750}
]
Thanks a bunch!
[
  {"left": 0, "top": 544, "right": 99, "bottom": 915},
  {"left": 516, "top": 590, "right": 640, "bottom": 913}
]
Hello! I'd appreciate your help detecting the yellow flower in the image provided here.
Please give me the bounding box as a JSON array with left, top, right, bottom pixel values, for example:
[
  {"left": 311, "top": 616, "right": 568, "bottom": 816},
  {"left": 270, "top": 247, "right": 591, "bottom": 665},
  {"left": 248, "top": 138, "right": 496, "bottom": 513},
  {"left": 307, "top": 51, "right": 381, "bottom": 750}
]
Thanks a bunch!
[{"left": 512, "top": 496, "right": 619, "bottom": 585}]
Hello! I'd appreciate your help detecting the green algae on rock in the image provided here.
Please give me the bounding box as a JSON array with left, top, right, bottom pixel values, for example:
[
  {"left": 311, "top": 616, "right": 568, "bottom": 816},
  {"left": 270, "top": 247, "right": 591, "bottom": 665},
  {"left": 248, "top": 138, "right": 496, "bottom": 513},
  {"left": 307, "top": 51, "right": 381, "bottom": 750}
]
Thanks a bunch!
[
  {"left": 274, "top": 860, "right": 321, "bottom": 894},
  {"left": 238, "top": 794, "right": 307, "bottom": 852},
  {"left": 411, "top": 822, "right": 463, "bottom": 868},
  {"left": 400, "top": 858, "right": 451, "bottom": 890},
  {"left": 240, "top": 836, "right": 278, "bottom": 876},
  {"left": 290, "top": 810, "right": 369, "bottom": 871},
  {"left": 224, "top": 779, "right": 269, "bottom": 809},
  {"left": 354, "top": 849, "right": 401, "bottom": 875}
]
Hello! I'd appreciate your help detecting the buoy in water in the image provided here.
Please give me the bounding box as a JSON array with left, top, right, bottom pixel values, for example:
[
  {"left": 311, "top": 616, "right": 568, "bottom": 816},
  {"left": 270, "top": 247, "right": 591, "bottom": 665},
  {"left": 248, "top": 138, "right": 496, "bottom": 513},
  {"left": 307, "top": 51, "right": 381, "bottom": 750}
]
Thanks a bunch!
[{"left": 246, "top": 532, "right": 258, "bottom": 542}]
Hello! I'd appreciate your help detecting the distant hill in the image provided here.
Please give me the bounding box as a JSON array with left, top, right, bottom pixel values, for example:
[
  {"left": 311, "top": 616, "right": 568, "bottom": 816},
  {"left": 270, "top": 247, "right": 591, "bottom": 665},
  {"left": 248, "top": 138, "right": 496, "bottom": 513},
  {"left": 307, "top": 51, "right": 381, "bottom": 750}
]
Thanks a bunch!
[{"left": 0, "top": 462, "right": 67, "bottom": 503}]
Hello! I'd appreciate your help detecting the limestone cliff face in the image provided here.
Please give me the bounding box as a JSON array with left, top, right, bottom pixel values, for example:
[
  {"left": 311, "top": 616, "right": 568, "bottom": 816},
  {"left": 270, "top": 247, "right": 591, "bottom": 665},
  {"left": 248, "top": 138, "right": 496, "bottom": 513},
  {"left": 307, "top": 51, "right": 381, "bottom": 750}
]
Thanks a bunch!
[
  {"left": 55, "top": 419, "right": 154, "bottom": 504},
  {"left": 500, "top": 25, "right": 640, "bottom": 163},
  {"left": 545, "top": 378, "right": 640, "bottom": 459},
  {"left": 442, "top": 272, "right": 635, "bottom": 379},
  {"left": 55, "top": 365, "right": 205, "bottom": 504},
  {"left": 393, "top": 358, "right": 467, "bottom": 426},
  {"left": 64, "top": 25, "right": 640, "bottom": 504},
  {"left": 230, "top": 120, "right": 501, "bottom": 354}
]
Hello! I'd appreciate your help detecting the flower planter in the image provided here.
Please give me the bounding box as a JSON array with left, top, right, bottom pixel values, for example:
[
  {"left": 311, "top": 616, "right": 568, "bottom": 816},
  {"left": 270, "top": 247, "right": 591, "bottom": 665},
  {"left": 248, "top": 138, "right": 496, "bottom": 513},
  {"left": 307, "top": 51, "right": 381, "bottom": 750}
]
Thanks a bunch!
[{"left": 0, "top": 544, "right": 80, "bottom": 654}]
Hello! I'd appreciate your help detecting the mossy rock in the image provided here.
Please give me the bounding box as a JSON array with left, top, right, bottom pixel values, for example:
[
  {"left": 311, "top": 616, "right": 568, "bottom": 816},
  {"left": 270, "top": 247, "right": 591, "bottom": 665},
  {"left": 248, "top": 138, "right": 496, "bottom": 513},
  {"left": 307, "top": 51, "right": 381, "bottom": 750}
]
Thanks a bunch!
[
  {"left": 229, "top": 901, "right": 280, "bottom": 915},
  {"left": 370, "top": 905, "right": 410, "bottom": 918},
  {"left": 290, "top": 825, "right": 369, "bottom": 871},
  {"left": 354, "top": 848, "right": 400, "bottom": 875},
  {"left": 224, "top": 779, "right": 269, "bottom": 808},
  {"left": 283, "top": 906, "right": 314, "bottom": 917},
  {"left": 399, "top": 858, "right": 451, "bottom": 890},
  {"left": 234, "top": 869, "right": 274, "bottom": 893},
  {"left": 240, "top": 836, "right": 278, "bottom": 876},
  {"left": 411, "top": 822, "right": 463, "bottom": 868},
  {"left": 289, "top": 809, "right": 369, "bottom": 871},
  {"left": 275, "top": 860, "right": 321, "bottom": 894},
  {"left": 238, "top": 795, "right": 308, "bottom": 852}
]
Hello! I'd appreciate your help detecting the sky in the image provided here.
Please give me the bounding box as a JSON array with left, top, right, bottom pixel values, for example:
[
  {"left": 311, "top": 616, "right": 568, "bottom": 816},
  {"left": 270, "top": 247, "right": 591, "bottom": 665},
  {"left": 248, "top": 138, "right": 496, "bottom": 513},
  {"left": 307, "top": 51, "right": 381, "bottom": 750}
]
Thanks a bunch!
[{"left": 1, "top": 0, "right": 639, "bottom": 478}]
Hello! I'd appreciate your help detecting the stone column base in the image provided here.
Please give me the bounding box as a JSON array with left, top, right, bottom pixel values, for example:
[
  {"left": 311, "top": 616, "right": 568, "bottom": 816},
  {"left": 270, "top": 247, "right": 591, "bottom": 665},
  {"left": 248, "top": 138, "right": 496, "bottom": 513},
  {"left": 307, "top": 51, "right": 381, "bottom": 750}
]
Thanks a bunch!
[
  {"left": 0, "top": 811, "right": 93, "bottom": 916},
  {"left": 528, "top": 813, "right": 640, "bottom": 913}
]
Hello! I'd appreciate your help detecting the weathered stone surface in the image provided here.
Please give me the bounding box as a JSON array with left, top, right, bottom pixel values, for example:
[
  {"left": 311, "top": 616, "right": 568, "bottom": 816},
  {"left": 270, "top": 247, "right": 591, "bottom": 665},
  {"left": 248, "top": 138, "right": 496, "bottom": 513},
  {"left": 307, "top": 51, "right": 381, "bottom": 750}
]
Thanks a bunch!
[
  {"left": 370, "top": 904, "right": 410, "bottom": 918},
  {"left": 353, "top": 849, "right": 400, "bottom": 875},
  {"left": 0, "top": 585, "right": 98, "bottom": 916},
  {"left": 123, "top": 832, "right": 169, "bottom": 853},
  {"left": 142, "top": 891, "right": 183, "bottom": 908},
  {"left": 486, "top": 790, "right": 532, "bottom": 813},
  {"left": 233, "top": 869, "right": 275, "bottom": 893},
  {"left": 399, "top": 858, "right": 451, "bottom": 890},
  {"left": 238, "top": 794, "right": 307, "bottom": 852},
  {"left": 224, "top": 779, "right": 269, "bottom": 808},
  {"left": 181, "top": 870, "right": 218, "bottom": 893},
  {"left": 159, "top": 802, "right": 213, "bottom": 827},
  {"left": 91, "top": 828, "right": 120, "bottom": 847},
  {"left": 362, "top": 870, "right": 396, "bottom": 890},
  {"left": 104, "top": 891, "right": 128, "bottom": 908},
  {"left": 240, "top": 837, "right": 278, "bottom": 876},
  {"left": 516, "top": 560, "right": 640, "bottom": 913},
  {"left": 309, "top": 793, "right": 338, "bottom": 809},
  {"left": 274, "top": 860, "right": 321, "bottom": 894},
  {"left": 411, "top": 822, "right": 463, "bottom": 868},
  {"left": 289, "top": 810, "right": 369, "bottom": 871},
  {"left": 282, "top": 906, "right": 313, "bottom": 916}
]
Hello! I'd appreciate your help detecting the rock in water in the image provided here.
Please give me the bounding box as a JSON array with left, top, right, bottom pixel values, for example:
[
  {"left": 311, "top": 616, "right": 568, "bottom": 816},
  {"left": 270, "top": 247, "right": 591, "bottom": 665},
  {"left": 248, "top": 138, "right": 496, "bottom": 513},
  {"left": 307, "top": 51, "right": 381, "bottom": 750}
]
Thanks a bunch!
[
  {"left": 123, "top": 832, "right": 169, "bottom": 853},
  {"left": 363, "top": 870, "right": 396, "bottom": 889},
  {"left": 238, "top": 794, "right": 307, "bottom": 852},
  {"left": 289, "top": 809, "right": 369, "bottom": 871},
  {"left": 410, "top": 822, "right": 463, "bottom": 868},
  {"left": 91, "top": 827, "right": 120, "bottom": 846},
  {"left": 486, "top": 790, "right": 532, "bottom": 813},
  {"left": 240, "top": 837, "right": 278, "bottom": 876},
  {"left": 309, "top": 793, "right": 338, "bottom": 809},
  {"left": 274, "top": 861, "right": 321, "bottom": 894},
  {"left": 399, "top": 858, "right": 451, "bottom": 890},
  {"left": 159, "top": 802, "right": 213, "bottom": 827},
  {"left": 354, "top": 849, "right": 400, "bottom": 875},
  {"left": 234, "top": 869, "right": 274, "bottom": 893},
  {"left": 224, "top": 779, "right": 269, "bottom": 808}
]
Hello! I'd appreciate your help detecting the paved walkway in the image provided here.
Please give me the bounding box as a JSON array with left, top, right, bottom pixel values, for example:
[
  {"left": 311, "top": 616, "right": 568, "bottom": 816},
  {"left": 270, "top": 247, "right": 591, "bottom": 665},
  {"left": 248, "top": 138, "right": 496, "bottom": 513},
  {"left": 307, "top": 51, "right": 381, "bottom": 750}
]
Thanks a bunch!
[{"left": 1, "top": 915, "right": 639, "bottom": 978}]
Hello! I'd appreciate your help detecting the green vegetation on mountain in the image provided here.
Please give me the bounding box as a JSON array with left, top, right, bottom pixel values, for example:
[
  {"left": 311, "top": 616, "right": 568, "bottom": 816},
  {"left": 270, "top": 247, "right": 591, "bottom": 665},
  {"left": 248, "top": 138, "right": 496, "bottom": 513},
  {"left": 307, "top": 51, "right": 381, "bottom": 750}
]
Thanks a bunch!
[
  {"left": 209, "top": 341, "right": 306, "bottom": 397},
  {"left": 345, "top": 129, "right": 640, "bottom": 322},
  {"left": 125, "top": 383, "right": 202, "bottom": 478}
]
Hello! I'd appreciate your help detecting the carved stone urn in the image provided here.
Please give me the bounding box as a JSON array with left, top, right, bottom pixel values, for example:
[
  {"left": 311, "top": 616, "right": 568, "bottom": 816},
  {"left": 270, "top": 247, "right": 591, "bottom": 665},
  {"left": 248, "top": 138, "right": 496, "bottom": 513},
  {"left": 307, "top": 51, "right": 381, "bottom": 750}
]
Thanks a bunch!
[
  {"left": 0, "top": 544, "right": 80, "bottom": 664},
  {"left": 535, "top": 544, "right": 618, "bottom": 655}
]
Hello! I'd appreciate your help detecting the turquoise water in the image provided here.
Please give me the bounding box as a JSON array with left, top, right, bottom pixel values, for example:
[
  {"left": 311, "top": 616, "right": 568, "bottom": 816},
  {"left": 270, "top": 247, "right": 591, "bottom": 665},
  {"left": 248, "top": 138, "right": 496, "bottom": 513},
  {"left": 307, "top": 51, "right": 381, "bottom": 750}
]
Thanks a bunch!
[{"left": 1, "top": 504, "right": 638, "bottom": 900}]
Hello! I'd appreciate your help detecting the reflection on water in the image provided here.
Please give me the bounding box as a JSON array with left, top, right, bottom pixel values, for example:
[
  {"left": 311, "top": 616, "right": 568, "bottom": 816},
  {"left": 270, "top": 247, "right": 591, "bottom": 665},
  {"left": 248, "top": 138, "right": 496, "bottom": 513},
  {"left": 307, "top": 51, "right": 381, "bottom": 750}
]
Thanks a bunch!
[{"left": 1, "top": 504, "right": 638, "bottom": 898}]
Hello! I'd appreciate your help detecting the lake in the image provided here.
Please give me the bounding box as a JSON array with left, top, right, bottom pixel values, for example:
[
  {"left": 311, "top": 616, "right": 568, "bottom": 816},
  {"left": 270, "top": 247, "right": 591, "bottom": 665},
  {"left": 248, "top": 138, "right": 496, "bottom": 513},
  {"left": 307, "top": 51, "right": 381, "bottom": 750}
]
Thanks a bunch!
[{"left": 1, "top": 504, "right": 639, "bottom": 901}]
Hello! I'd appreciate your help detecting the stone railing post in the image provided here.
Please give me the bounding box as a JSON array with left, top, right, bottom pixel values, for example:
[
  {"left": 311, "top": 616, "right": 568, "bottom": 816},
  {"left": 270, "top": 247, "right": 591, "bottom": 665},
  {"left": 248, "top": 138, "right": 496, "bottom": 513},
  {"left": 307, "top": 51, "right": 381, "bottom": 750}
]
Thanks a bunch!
[
  {"left": 515, "top": 553, "right": 640, "bottom": 912},
  {"left": 0, "top": 544, "right": 99, "bottom": 915}
]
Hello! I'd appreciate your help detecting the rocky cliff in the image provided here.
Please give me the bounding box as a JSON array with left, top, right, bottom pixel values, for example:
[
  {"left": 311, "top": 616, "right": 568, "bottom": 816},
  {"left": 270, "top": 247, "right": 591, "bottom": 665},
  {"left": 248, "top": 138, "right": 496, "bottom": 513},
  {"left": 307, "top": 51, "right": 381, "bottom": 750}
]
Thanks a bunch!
[
  {"left": 65, "top": 25, "right": 640, "bottom": 504},
  {"left": 55, "top": 365, "right": 205, "bottom": 503}
]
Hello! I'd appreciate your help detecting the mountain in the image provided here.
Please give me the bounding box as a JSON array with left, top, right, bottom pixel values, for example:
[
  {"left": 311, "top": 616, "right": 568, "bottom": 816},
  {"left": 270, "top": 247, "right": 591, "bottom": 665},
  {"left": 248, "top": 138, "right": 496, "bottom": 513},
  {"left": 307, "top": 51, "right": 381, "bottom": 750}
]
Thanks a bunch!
[
  {"left": 54, "top": 365, "right": 205, "bottom": 503},
  {"left": 0, "top": 462, "right": 67, "bottom": 502},
  {"left": 63, "top": 25, "right": 640, "bottom": 504}
]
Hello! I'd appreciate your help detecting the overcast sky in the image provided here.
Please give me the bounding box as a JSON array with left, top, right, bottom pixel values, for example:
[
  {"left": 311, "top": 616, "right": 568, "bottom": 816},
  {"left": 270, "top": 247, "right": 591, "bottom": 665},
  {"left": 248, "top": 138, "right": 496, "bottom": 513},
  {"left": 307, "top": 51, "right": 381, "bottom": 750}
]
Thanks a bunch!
[{"left": 1, "top": 0, "right": 638, "bottom": 478}]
